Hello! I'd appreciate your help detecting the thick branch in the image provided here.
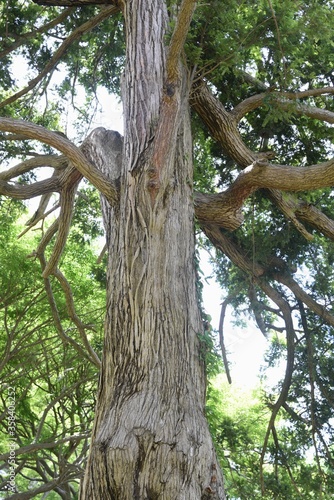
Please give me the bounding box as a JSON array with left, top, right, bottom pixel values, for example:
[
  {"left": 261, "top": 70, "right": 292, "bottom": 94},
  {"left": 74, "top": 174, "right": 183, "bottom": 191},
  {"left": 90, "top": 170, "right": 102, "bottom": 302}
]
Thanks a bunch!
[
  {"left": 0, "top": 155, "right": 67, "bottom": 181},
  {"left": 195, "top": 158, "right": 334, "bottom": 232},
  {"left": 267, "top": 190, "right": 334, "bottom": 241},
  {"left": 191, "top": 81, "right": 255, "bottom": 168},
  {"left": 266, "top": 189, "right": 313, "bottom": 241},
  {"left": 243, "top": 159, "right": 334, "bottom": 193},
  {"left": 274, "top": 272, "right": 334, "bottom": 328},
  {"left": 192, "top": 80, "right": 334, "bottom": 239},
  {"left": 194, "top": 189, "right": 247, "bottom": 230},
  {"left": 0, "top": 118, "right": 118, "bottom": 204},
  {"left": 166, "top": 0, "right": 197, "bottom": 81},
  {"left": 297, "top": 203, "right": 334, "bottom": 240},
  {"left": 0, "top": 177, "right": 61, "bottom": 199}
]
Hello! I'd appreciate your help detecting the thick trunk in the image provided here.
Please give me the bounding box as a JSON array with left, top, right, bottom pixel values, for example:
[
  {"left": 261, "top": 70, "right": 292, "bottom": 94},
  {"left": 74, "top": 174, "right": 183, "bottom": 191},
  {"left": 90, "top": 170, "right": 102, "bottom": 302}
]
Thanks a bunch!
[{"left": 80, "top": 1, "right": 225, "bottom": 498}]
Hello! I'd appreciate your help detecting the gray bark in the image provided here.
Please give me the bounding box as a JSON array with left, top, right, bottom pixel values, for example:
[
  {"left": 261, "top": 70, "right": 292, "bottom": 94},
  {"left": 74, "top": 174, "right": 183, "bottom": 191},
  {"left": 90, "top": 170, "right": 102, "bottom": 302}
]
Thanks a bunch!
[{"left": 80, "top": 1, "right": 225, "bottom": 498}]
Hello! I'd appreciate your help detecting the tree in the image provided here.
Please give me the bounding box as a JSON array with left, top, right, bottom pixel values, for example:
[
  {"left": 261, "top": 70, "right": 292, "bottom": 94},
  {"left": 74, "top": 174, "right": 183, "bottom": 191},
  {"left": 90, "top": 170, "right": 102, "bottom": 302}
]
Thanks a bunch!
[
  {"left": 0, "top": 197, "right": 105, "bottom": 498},
  {"left": 1, "top": 0, "right": 334, "bottom": 498}
]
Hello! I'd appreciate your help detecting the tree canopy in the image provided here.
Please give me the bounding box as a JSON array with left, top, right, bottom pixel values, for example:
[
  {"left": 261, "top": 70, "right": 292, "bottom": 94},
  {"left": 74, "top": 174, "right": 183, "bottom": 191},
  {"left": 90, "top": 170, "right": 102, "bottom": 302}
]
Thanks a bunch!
[{"left": 0, "top": 0, "right": 334, "bottom": 498}]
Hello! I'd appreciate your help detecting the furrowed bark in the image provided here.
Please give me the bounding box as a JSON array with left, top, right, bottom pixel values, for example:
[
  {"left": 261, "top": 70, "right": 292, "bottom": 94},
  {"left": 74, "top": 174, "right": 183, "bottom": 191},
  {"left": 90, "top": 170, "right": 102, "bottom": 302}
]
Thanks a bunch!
[{"left": 80, "top": 1, "right": 225, "bottom": 498}]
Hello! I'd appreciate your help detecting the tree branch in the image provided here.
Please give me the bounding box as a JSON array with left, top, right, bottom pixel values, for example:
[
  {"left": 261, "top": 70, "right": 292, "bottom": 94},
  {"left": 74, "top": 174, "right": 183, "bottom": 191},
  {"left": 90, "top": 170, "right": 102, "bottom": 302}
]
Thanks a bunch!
[
  {"left": 0, "top": 118, "right": 119, "bottom": 205},
  {"left": 201, "top": 226, "right": 296, "bottom": 490},
  {"left": 194, "top": 191, "right": 244, "bottom": 230},
  {"left": 192, "top": 80, "right": 334, "bottom": 240},
  {"left": 231, "top": 87, "right": 334, "bottom": 123},
  {"left": 166, "top": 0, "right": 197, "bottom": 81},
  {"left": 34, "top": 251, "right": 100, "bottom": 366},
  {"left": 0, "top": 177, "right": 61, "bottom": 199},
  {"left": 218, "top": 299, "right": 232, "bottom": 384},
  {"left": 274, "top": 270, "right": 334, "bottom": 328},
  {"left": 53, "top": 268, "right": 101, "bottom": 367},
  {"left": 191, "top": 81, "right": 255, "bottom": 168},
  {"left": 42, "top": 174, "right": 80, "bottom": 278},
  {"left": 267, "top": 189, "right": 334, "bottom": 241},
  {"left": 0, "top": 5, "right": 119, "bottom": 109},
  {"left": 0, "top": 8, "right": 74, "bottom": 59},
  {"left": 195, "top": 157, "right": 334, "bottom": 233},
  {"left": 0, "top": 154, "right": 68, "bottom": 181}
]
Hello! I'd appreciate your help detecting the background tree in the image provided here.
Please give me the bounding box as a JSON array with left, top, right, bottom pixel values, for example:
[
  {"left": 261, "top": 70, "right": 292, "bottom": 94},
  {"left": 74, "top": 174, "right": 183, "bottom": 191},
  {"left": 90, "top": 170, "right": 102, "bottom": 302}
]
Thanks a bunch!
[
  {"left": 0, "top": 196, "right": 105, "bottom": 498},
  {"left": 0, "top": 0, "right": 334, "bottom": 498}
]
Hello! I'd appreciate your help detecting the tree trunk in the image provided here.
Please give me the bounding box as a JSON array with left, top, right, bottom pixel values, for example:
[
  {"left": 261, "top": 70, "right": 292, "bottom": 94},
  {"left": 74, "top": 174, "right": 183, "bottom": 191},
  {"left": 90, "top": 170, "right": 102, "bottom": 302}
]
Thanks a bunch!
[{"left": 80, "top": 1, "right": 225, "bottom": 498}]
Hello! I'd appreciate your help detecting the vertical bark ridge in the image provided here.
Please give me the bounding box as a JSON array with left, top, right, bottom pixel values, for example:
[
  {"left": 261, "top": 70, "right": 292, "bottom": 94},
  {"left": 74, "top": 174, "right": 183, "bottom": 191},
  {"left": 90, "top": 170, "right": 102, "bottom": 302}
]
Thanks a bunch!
[
  {"left": 123, "top": 0, "right": 167, "bottom": 170},
  {"left": 80, "top": 1, "right": 226, "bottom": 497},
  {"left": 81, "top": 112, "right": 225, "bottom": 497}
]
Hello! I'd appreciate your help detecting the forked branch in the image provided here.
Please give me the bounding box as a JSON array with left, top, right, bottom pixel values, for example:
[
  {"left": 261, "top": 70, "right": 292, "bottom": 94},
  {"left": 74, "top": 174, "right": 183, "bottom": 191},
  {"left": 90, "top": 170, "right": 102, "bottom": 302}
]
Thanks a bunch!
[
  {"left": 0, "top": 118, "right": 119, "bottom": 204},
  {"left": 191, "top": 80, "right": 334, "bottom": 239}
]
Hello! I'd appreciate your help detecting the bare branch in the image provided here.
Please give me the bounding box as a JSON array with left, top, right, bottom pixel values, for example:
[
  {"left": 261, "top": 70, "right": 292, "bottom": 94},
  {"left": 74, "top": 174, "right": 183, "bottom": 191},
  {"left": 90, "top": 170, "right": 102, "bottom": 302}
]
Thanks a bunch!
[
  {"left": 19, "top": 201, "right": 60, "bottom": 238},
  {"left": 194, "top": 191, "right": 244, "bottom": 230},
  {"left": 0, "top": 176, "right": 61, "bottom": 199},
  {"left": 267, "top": 190, "right": 314, "bottom": 241},
  {"left": 196, "top": 157, "right": 334, "bottom": 233},
  {"left": 42, "top": 180, "right": 79, "bottom": 278},
  {"left": 0, "top": 434, "right": 89, "bottom": 462},
  {"left": 268, "top": 191, "right": 334, "bottom": 241},
  {"left": 236, "top": 70, "right": 268, "bottom": 91},
  {"left": 191, "top": 80, "right": 334, "bottom": 239},
  {"left": 42, "top": 261, "right": 101, "bottom": 366},
  {"left": 258, "top": 153, "right": 334, "bottom": 191},
  {"left": 0, "top": 8, "right": 74, "bottom": 59},
  {"left": 203, "top": 225, "right": 334, "bottom": 330},
  {"left": 0, "top": 155, "right": 68, "bottom": 181},
  {"left": 231, "top": 87, "right": 334, "bottom": 122},
  {"left": 248, "top": 284, "right": 269, "bottom": 338},
  {"left": 274, "top": 271, "right": 334, "bottom": 328},
  {"left": 281, "top": 101, "right": 334, "bottom": 124},
  {"left": 96, "top": 242, "right": 107, "bottom": 264},
  {"left": 166, "top": 0, "right": 197, "bottom": 81},
  {"left": 0, "top": 118, "right": 119, "bottom": 204},
  {"left": 0, "top": 5, "right": 119, "bottom": 109},
  {"left": 191, "top": 82, "right": 329, "bottom": 238},
  {"left": 191, "top": 81, "right": 255, "bottom": 168},
  {"left": 218, "top": 299, "right": 232, "bottom": 384},
  {"left": 54, "top": 269, "right": 101, "bottom": 367}
]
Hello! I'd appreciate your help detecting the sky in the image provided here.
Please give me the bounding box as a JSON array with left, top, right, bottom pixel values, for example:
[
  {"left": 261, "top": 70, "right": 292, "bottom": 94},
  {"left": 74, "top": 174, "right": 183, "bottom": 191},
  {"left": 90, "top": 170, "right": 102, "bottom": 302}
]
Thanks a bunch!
[{"left": 199, "top": 250, "right": 271, "bottom": 388}]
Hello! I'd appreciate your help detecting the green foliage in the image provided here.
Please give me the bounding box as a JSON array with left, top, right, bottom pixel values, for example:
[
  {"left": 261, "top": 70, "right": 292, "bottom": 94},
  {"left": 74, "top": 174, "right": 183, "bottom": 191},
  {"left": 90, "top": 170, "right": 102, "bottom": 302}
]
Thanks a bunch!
[
  {"left": 0, "top": 204, "right": 105, "bottom": 496},
  {"left": 206, "top": 376, "right": 269, "bottom": 499}
]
